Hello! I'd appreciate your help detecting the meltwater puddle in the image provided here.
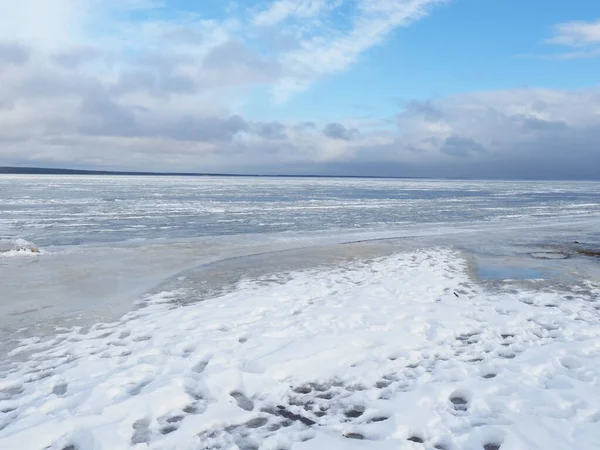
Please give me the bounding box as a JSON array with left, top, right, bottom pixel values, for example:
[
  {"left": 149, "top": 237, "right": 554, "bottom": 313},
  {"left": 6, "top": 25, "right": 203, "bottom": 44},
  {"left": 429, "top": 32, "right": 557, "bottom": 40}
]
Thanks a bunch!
[{"left": 147, "top": 239, "right": 407, "bottom": 307}]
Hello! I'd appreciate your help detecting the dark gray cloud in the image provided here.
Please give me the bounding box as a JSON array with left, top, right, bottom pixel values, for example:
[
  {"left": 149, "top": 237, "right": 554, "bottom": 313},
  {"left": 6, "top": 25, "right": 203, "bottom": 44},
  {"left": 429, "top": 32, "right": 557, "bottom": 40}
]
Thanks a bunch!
[
  {"left": 254, "top": 122, "right": 286, "bottom": 140},
  {"left": 323, "top": 122, "right": 359, "bottom": 140},
  {"left": 441, "top": 135, "right": 487, "bottom": 157},
  {"left": 164, "top": 115, "right": 249, "bottom": 142},
  {"left": 18, "top": 72, "right": 102, "bottom": 98},
  {"left": 110, "top": 70, "right": 198, "bottom": 97},
  {"left": 79, "top": 91, "right": 137, "bottom": 136},
  {"left": 404, "top": 100, "right": 443, "bottom": 121},
  {"left": 513, "top": 116, "right": 569, "bottom": 132},
  {"left": 0, "top": 41, "right": 30, "bottom": 65},
  {"left": 295, "top": 121, "right": 316, "bottom": 131},
  {"left": 52, "top": 47, "right": 104, "bottom": 69},
  {"left": 79, "top": 100, "right": 250, "bottom": 142},
  {"left": 106, "top": 52, "right": 199, "bottom": 96},
  {"left": 2, "top": 36, "right": 600, "bottom": 180}
]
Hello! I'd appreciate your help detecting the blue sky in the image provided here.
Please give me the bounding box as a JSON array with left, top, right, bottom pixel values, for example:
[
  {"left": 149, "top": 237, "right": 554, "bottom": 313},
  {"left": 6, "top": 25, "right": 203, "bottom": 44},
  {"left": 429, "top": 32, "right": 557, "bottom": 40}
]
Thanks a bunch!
[
  {"left": 246, "top": 0, "right": 600, "bottom": 121},
  {"left": 1, "top": 0, "right": 600, "bottom": 178}
]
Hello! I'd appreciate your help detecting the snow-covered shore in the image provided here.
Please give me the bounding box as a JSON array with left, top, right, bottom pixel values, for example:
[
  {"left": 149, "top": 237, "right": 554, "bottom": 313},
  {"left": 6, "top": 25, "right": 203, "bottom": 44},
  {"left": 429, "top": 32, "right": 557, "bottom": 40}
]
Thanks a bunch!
[{"left": 2, "top": 247, "right": 600, "bottom": 450}]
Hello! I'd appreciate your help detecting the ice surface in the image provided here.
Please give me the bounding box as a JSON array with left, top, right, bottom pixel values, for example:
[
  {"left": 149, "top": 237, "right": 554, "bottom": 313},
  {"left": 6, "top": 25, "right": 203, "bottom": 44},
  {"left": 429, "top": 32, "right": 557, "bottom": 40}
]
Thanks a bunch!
[
  {"left": 2, "top": 248, "right": 600, "bottom": 449},
  {"left": 2, "top": 175, "right": 600, "bottom": 247},
  {"left": 2, "top": 175, "right": 600, "bottom": 449}
]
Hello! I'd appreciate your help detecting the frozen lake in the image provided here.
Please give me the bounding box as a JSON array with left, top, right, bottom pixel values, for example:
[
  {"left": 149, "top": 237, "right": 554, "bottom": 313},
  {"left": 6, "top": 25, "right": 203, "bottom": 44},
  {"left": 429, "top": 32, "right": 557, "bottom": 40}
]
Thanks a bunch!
[
  {"left": 1, "top": 175, "right": 600, "bottom": 449},
  {"left": 2, "top": 175, "right": 599, "bottom": 340},
  {"left": 2, "top": 175, "right": 600, "bottom": 247}
]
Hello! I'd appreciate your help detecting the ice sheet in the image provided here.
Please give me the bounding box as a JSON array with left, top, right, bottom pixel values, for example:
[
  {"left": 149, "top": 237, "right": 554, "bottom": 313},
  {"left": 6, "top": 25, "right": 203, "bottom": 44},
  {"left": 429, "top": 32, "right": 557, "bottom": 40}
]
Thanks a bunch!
[{"left": 2, "top": 176, "right": 600, "bottom": 247}]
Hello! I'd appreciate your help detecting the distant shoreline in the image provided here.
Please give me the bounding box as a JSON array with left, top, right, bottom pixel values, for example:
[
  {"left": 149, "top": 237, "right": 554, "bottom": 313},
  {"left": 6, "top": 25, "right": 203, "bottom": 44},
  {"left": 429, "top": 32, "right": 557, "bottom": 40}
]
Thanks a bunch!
[
  {"left": 1, "top": 167, "right": 597, "bottom": 181},
  {"left": 0, "top": 166, "right": 424, "bottom": 179}
]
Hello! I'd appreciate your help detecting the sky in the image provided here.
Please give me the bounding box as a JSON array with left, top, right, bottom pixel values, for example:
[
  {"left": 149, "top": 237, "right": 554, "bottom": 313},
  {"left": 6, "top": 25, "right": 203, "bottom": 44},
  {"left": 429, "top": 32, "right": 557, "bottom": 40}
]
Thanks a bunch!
[{"left": 1, "top": 0, "right": 600, "bottom": 179}]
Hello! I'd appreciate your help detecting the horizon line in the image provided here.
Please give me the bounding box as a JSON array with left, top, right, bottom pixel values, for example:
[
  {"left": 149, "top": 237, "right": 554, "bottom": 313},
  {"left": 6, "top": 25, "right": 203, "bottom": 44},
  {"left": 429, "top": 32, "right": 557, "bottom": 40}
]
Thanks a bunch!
[
  {"left": 1, "top": 166, "right": 598, "bottom": 182},
  {"left": 0, "top": 166, "right": 428, "bottom": 179}
]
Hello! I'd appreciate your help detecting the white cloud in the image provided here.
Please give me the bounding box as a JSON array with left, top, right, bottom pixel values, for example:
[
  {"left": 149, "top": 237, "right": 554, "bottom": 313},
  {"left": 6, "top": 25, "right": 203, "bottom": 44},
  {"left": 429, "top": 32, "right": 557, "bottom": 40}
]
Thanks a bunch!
[
  {"left": 271, "top": 0, "right": 444, "bottom": 101},
  {"left": 0, "top": 0, "right": 164, "bottom": 48},
  {"left": 537, "top": 19, "right": 600, "bottom": 60},
  {"left": 4, "top": 81, "right": 600, "bottom": 179},
  {"left": 546, "top": 19, "right": 600, "bottom": 47},
  {"left": 368, "top": 87, "right": 600, "bottom": 178},
  {"left": 3, "top": 0, "right": 598, "bottom": 178},
  {"left": 253, "top": 0, "right": 339, "bottom": 26},
  {"left": 0, "top": 0, "right": 86, "bottom": 47},
  {"left": 0, "top": 0, "right": 449, "bottom": 134}
]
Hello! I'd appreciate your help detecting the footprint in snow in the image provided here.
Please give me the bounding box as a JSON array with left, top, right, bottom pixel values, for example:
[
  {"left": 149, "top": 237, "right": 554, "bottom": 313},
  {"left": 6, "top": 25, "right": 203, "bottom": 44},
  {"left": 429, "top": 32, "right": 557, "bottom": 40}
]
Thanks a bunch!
[
  {"left": 0, "top": 384, "right": 24, "bottom": 401},
  {"left": 344, "top": 405, "right": 365, "bottom": 419},
  {"left": 183, "top": 403, "right": 200, "bottom": 414},
  {"left": 484, "top": 443, "right": 502, "bottom": 450},
  {"left": 231, "top": 391, "right": 254, "bottom": 411},
  {"left": 344, "top": 432, "right": 365, "bottom": 440},
  {"left": 52, "top": 383, "right": 68, "bottom": 396},
  {"left": 131, "top": 418, "right": 151, "bottom": 445},
  {"left": 160, "top": 425, "right": 178, "bottom": 435},
  {"left": 449, "top": 390, "right": 471, "bottom": 412},
  {"left": 245, "top": 417, "right": 268, "bottom": 429},
  {"left": 560, "top": 356, "right": 583, "bottom": 370},
  {"left": 192, "top": 359, "right": 209, "bottom": 373},
  {"left": 166, "top": 415, "right": 185, "bottom": 423}
]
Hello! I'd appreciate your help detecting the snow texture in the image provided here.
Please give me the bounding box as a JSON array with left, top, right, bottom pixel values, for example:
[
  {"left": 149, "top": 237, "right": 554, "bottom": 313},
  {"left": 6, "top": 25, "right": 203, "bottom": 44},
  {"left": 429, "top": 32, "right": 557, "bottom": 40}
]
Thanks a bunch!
[
  {"left": 2, "top": 248, "right": 600, "bottom": 450},
  {"left": 0, "top": 238, "right": 41, "bottom": 257}
]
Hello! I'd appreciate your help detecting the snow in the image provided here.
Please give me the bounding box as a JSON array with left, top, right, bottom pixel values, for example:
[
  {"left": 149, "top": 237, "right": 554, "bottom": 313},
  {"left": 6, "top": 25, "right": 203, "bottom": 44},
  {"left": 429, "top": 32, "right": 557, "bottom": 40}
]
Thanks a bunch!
[
  {"left": 2, "top": 247, "right": 600, "bottom": 450},
  {"left": 0, "top": 238, "right": 41, "bottom": 257}
]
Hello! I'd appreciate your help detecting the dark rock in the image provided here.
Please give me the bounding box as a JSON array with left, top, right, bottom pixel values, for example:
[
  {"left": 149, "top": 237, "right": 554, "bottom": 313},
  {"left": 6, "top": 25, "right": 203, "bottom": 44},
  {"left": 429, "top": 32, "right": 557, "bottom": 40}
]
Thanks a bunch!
[{"left": 576, "top": 248, "right": 600, "bottom": 258}]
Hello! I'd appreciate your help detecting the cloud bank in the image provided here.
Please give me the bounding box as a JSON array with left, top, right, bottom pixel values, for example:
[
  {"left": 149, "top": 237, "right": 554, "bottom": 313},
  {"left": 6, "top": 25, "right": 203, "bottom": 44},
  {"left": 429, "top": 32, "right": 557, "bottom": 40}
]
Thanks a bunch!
[{"left": 0, "top": 0, "right": 599, "bottom": 179}]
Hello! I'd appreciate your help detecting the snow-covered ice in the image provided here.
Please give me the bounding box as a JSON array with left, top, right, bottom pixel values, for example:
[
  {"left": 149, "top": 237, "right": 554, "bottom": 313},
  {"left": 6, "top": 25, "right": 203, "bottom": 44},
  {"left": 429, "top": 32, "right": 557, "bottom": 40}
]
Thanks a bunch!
[
  {"left": 2, "top": 175, "right": 600, "bottom": 450},
  {"left": 2, "top": 247, "right": 600, "bottom": 450}
]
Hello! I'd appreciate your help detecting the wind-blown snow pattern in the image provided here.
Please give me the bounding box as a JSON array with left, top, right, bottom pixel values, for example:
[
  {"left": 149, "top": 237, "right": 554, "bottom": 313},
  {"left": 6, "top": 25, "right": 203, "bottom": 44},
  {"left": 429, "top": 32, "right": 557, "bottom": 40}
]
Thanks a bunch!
[
  {"left": 2, "top": 175, "right": 600, "bottom": 247},
  {"left": 2, "top": 248, "right": 600, "bottom": 450}
]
